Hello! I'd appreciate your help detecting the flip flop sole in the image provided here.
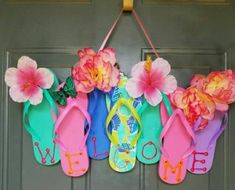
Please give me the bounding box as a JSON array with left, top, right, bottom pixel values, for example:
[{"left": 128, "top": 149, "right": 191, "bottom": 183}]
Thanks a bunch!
[
  {"left": 137, "top": 138, "right": 160, "bottom": 164},
  {"left": 159, "top": 156, "right": 188, "bottom": 184},
  {"left": 107, "top": 106, "right": 140, "bottom": 172},
  {"left": 30, "top": 98, "right": 60, "bottom": 165},
  {"left": 187, "top": 145, "right": 216, "bottom": 174},
  {"left": 159, "top": 106, "right": 195, "bottom": 184},
  {"left": 60, "top": 147, "right": 89, "bottom": 176},
  {"left": 109, "top": 143, "right": 137, "bottom": 172},
  {"left": 106, "top": 75, "right": 142, "bottom": 172},
  {"left": 55, "top": 91, "right": 90, "bottom": 177},
  {"left": 87, "top": 89, "right": 110, "bottom": 160},
  {"left": 137, "top": 104, "right": 162, "bottom": 164},
  {"left": 27, "top": 70, "right": 60, "bottom": 165},
  {"left": 187, "top": 111, "right": 226, "bottom": 174}
]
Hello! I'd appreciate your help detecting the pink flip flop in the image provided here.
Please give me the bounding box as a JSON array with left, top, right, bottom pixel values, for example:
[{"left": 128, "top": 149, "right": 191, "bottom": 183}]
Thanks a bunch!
[
  {"left": 187, "top": 111, "right": 228, "bottom": 174},
  {"left": 54, "top": 90, "right": 91, "bottom": 177},
  {"left": 158, "top": 104, "right": 196, "bottom": 184}
]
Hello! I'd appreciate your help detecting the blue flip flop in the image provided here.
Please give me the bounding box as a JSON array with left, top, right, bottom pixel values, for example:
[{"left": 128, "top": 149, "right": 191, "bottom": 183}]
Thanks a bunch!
[{"left": 86, "top": 89, "right": 110, "bottom": 159}]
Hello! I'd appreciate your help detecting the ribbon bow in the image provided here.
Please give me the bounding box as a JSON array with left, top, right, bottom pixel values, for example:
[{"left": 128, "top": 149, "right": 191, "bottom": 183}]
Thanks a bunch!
[{"left": 51, "top": 76, "right": 77, "bottom": 106}]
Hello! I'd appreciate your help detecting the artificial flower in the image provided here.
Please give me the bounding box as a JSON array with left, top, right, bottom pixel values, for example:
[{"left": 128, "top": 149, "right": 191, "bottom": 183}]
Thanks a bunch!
[
  {"left": 190, "top": 74, "right": 206, "bottom": 90},
  {"left": 171, "top": 87, "right": 216, "bottom": 130},
  {"left": 78, "top": 48, "right": 96, "bottom": 59},
  {"left": 72, "top": 58, "right": 97, "bottom": 93},
  {"left": 98, "top": 48, "right": 117, "bottom": 65},
  {"left": 5, "top": 56, "right": 54, "bottom": 105},
  {"left": 94, "top": 54, "right": 120, "bottom": 91},
  {"left": 191, "top": 70, "right": 235, "bottom": 111},
  {"left": 72, "top": 48, "right": 120, "bottom": 93},
  {"left": 126, "top": 56, "right": 177, "bottom": 106}
]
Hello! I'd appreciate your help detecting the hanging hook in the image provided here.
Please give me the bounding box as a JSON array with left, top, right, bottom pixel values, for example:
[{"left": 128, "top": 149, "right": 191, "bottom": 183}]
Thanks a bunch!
[{"left": 123, "top": 0, "right": 134, "bottom": 12}]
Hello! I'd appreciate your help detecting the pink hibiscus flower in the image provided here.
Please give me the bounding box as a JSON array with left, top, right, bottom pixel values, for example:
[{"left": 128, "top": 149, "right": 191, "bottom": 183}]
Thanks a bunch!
[
  {"left": 72, "top": 48, "right": 120, "bottom": 93},
  {"left": 5, "top": 56, "right": 54, "bottom": 105},
  {"left": 126, "top": 57, "right": 177, "bottom": 106}
]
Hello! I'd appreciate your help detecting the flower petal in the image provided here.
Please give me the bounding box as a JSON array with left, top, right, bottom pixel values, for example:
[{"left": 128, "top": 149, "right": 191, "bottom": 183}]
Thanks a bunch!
[
  {"left": 130, "top": 61, "right": 145, "bottom": 78},
  {"left": 109, "top": 67, "right": 120, "bottom": 87},
  {"left": 78, "top": 48, "right": 96, "bottom": 58},
  {"left": 17, "top": 56, "right": 37, "bottom": 70},
  {"left": 5, "top": 68, "right": 18, "bottom": 87},
  {"left": 151, "top": 58, "right": 171, "bottom": 77},
  {"left": 28, "top": 87, "right": 43, "bottom": 105},
  {"left": 170, "top": 88, "right": 185, "bottom": 109},
  {"left": 161, "top": 75, "right": 177, "bottom": 94},
  {"left": 99, "top": 48, "right": 117, "bottom": 65},
  {"left": 144, "top": 88, "right": 162, "bottom": 106},
  {"left": 215, "top": 102, "right": 229, "bottom": 112},
  {"left": 74, "top": 80, "right": 94, "bottom": 93},
  {"left": 126, "top": 78, "right": 143, "bottom": 98},
  {"left": 9, "top": 85, "right": 29, "bottom": 103},
  {"left": 36, "top": 68, "right": 54, "bottom": 89},
  {"left": 190, "top": 74, "right": 206, "bottom": 89}
]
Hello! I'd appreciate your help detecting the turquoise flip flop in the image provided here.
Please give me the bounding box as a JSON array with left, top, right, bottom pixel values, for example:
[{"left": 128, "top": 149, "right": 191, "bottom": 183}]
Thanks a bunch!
[
  {"left": 137, "top": 94, "right": 172, "bottom": 164},
  {"left": 23, "top": 70, "right": 60, "bottom": 165}
]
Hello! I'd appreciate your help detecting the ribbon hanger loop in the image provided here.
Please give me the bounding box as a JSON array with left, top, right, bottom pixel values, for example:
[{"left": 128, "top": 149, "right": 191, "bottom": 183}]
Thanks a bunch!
[
  {"left": 99, "top": 1, "right": 160, "bottom": 58},
  {"left": 123, "top": 0, "right": 134, "bottom": 12}
]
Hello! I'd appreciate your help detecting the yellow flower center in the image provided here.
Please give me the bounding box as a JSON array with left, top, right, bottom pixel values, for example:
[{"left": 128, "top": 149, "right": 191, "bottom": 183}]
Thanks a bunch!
[
  {"left": 22, "top": 82, "right": 33, "bottom": 91},
  {"left": 144, "top": 55, "right": 152, "bottom": 73}
]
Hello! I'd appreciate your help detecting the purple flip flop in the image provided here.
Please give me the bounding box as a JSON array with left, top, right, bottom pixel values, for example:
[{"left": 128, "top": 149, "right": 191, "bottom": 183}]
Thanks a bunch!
[{"left": 187, "top": 111, "right": 228, "bottom": 174}]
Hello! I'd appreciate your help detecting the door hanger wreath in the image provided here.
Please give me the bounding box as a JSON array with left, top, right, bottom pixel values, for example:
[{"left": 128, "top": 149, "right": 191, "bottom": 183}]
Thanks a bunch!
[{"left": 4, "top": 4, "right": 235, "bottom": 185}]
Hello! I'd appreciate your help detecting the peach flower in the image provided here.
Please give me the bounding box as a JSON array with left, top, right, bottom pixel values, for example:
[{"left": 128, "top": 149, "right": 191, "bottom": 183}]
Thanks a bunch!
[
  {"left": 72, "top": 48, "right": 120, "bottom": 93},
  {"left": 191, "top": 70, "right": 235, "bottom": 111},
  {"left": 171, "top": 87, "right": 216, "bottom": 130}
]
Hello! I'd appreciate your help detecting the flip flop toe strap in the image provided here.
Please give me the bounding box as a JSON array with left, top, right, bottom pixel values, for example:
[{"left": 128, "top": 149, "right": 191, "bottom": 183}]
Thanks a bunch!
[
  {"left": 162, "top": 93, "right": 173, "bottom": 116},
  {"left": 192, "top": 112, "right": 228, "bottom": 150},
  {"left": 54, "top": 99, "right": 91, "bottom": 152},
  {"left": 106, "top": 97, "right": 142, "bottom": 148},
  {"left": 160, "top": 109, "right": 196, "bottom": 160},
  {"left": 207, "top": 112, "right": 228, "bottom": 149},
  {"left": 23, "top": 89, "right": 58, "bottom": 141},
  {"left": 139, "top": 93, "right": 172, "bottom": 116}
]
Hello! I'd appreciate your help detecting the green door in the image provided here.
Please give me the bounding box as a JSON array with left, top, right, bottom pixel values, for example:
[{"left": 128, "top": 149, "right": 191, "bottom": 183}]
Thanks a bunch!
[{"left": 1, "top": 0, "right": 235, "bottom": 190}]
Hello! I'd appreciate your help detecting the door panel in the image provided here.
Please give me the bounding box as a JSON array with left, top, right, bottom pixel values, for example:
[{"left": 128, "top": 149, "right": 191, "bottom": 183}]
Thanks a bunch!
[{"left": 1, "top": 1, "right": 235, "bottom": 190}]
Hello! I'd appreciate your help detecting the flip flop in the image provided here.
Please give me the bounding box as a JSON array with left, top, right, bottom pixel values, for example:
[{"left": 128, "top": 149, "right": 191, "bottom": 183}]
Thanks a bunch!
[
  {"left": 187, "top": 111, "right": 228, "bottom": 174},
  {"left": 54, "top": 84, "right": 91, "bottom": 177},
  {"left": 158, "top": 104, "right": 196, "bottom": 184},
  {"left": 106, "top": 74, "right": 142, "bottom": 172},
  {"left": 23, "top": 70, "right": 60, "bottom": 165},
  {"left": 86, "top": 89, "right": 110, "bottom": 160},
  {"left": 136, "top": 93, "right": 172, "bottom": 164}
]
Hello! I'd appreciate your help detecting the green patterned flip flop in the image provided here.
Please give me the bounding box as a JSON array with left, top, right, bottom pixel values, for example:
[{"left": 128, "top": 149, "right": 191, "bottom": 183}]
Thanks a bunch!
[{"left": 106, "top": 74, "right": 142, "bottom": 172}]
